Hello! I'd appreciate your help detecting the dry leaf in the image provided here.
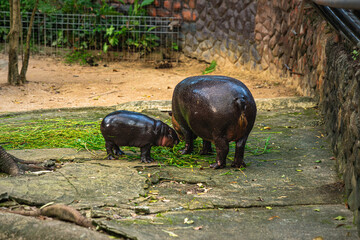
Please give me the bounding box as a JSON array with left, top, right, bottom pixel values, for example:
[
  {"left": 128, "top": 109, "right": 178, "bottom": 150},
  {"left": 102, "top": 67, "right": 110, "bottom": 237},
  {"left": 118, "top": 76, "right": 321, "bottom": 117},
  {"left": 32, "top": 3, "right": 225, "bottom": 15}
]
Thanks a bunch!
[
  {"left": 336, "top": 224, "right": 345, "bottom": 228},
  {"left": 162, "top": 230, "right": 178, "bottom": 237},
  {"left": 193, "top": 226, "right": 203, "bottom": 230},
  {"left": 268, "top": 216, "right": 279, "bottom": 221}
]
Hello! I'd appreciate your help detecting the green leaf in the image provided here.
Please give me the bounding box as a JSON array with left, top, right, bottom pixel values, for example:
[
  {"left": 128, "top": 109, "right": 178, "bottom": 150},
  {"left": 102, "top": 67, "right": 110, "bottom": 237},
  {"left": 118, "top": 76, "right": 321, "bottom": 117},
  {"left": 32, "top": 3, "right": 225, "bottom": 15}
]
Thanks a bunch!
[
  {"left": 128, "top": 5, "right": 133, "bottom": 15},
  {"left": 140, "top": 0, "right": 154, "bottom": 7},
  {"left": 147, "top": 26, "right": 157, "bottom": 32},
  {"left": 109, "top": 36, "right": 119, "bottom": 46},
  {"left": 334, "top": 216, "right": 345, "bottom": 221},
  {"left": 106, "top": 25, "right": 114, "bottom": 36},
  {"left": 103, "top": 43, "right": 109, "bottom": 53},
  {"left": 296, "top": 169, "right": 303, "bottom": 172},
  {"left": 314, "top": 208, "right": 320, "bottom": 212},
  {"left": 202, "top": 60, "right": 217, "bottom": 74},
  {"left": 315, "top": 160, "right": 322, "bottom": 163},
  {"left": 220, "top": 171, "right": 233, "bottom": 176},
  {"left": 266, "top": 206, "right": 272, "bottom": 210}
]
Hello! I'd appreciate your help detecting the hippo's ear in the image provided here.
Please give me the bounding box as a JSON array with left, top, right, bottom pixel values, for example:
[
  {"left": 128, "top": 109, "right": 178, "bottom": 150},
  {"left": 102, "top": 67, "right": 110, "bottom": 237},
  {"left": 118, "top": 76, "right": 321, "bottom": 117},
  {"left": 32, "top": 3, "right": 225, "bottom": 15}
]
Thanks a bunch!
[
  {"left": 168, "top": 111, "right": 172, "bottom": 117},
  {"left": 154, "top": 120, "right": 164, "bottom": 135}
]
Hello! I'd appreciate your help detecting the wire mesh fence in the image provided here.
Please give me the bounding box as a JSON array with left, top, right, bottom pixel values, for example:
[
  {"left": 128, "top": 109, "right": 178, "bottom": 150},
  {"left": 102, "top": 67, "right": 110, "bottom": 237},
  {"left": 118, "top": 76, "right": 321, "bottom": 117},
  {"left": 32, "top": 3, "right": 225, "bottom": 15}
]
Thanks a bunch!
[{"left": 0, "top": 11, "right": 180, "bottom": 62}]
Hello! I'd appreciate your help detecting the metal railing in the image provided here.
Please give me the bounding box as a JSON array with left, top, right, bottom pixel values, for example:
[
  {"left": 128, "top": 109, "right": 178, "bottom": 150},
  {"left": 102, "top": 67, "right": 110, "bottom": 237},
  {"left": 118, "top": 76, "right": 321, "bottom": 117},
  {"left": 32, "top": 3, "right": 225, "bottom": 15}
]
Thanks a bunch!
[{"left": 0, "top": 11, "right": 180, "bottom": 62}]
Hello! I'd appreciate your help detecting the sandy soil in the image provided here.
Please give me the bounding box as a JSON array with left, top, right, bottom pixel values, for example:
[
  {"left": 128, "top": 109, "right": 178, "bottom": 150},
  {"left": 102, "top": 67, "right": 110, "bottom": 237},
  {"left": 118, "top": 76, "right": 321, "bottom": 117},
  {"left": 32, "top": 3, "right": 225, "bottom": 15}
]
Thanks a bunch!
[{"left": 0, "top": 54, "right": 297, "bottom": 113}]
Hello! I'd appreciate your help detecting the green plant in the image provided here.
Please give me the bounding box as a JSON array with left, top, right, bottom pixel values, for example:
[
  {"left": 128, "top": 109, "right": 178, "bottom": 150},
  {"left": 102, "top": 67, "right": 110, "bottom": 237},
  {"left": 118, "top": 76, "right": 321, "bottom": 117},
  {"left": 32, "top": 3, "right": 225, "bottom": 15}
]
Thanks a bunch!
[
  {"left": 202, "top": 60, "right": 217, "bottom": 74},
  {"left": 171, "top": 42, "right": 179, "bottom": 51},
  {"left": 51, "top": 31, "right": 68, "bottom": 47},
  {"left": 126, "top": 26, "right": 160, "bottom": 53},
  {"left": 65, "top": 49, "right": 94, "bottom": 65},
  {"left": 129, "top": 0, "right": 154, "bottom": 16},
  {"left": 352, "top": 49, "right": 359, "bottom": 61},
  {"left": 103, "top": 25, "right": 128, "bottom": 53},
  {"left": 0, "top": 28, "right": 9, "bottom": 41}
]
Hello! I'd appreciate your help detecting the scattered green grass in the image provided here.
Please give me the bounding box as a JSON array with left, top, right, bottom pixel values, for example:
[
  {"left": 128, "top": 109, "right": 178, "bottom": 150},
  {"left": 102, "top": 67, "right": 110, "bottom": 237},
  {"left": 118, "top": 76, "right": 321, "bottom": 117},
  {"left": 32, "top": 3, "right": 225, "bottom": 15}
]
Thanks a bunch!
[{"left": 0, "top": 117, "right": 274, "bottom": 168}]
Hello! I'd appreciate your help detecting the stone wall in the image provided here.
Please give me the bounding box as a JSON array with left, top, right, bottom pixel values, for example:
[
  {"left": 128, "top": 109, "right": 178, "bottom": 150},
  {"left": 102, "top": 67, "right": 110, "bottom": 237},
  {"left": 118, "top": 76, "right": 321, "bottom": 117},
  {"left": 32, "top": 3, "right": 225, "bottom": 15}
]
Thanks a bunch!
[
  {"left": 254, "top": 0, "right": 334, "bottom": 97},
  {"left": 320, "top": 41, "right": 360, "bottom": 234},
  {"left": 146, "top": 0, "right": 261, "bottom": 69}
]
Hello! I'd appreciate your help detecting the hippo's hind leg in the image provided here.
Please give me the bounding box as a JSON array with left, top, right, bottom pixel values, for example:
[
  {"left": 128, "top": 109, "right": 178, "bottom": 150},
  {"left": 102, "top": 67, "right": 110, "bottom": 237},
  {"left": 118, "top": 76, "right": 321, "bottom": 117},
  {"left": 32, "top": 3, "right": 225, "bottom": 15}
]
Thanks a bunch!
[
  {"left": 231, "top": 136, "right": 248, "bottom": 168},
  {"left": 113, "top": 146, "right": 125, "bottom": 156},
  {"left": 105, "top": 141, "right": 118, "bottom": 160},
  {"left": 200, "top": 140, "right": 213, "bottom": 155},
  {"left": 140, "top": 144, "right": 153, "bottom": 163},
  {"left": 210, "top": 138, "right": 229, "bottom": 169},
  {"left": 180, "top": 129, "right": 196, "bottom": 155}
]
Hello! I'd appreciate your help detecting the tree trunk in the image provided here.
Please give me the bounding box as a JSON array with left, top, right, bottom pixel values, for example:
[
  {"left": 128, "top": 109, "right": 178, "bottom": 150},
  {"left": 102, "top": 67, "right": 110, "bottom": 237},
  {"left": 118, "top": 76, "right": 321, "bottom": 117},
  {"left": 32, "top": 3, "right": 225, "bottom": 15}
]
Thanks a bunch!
[
  {"left": 20, "top": 0, "right": 39, "bottom": 82},
  {"left": 8, "top": 0, "right": 21, "bottom": 85}
]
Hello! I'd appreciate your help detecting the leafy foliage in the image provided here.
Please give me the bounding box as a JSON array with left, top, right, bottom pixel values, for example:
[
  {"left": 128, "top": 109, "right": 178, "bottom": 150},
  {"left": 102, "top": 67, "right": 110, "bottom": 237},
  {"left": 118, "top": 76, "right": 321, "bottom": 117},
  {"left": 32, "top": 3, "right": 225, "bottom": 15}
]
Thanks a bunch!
[
  {"left": 129, "top": 0, "right": 154, "bottom": 16},
  {"left": 64, "top": 49, "right": 96, "bottom": 65}
]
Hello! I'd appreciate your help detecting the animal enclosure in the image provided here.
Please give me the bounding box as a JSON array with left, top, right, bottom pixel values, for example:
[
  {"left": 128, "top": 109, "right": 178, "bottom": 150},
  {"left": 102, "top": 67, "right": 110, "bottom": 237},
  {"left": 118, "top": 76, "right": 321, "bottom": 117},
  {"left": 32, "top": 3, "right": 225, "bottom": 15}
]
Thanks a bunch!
[{"left": 0, "top": 11, "right": 180, "bottom": 62}]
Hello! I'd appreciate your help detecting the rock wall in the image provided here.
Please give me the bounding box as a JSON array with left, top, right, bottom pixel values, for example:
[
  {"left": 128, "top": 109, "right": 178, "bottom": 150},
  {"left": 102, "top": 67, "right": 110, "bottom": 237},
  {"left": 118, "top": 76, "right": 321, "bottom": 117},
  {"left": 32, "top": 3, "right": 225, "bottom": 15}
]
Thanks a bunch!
[
  {"left": 146, "top": 0, "right": 261, "bottom": 69},
  {"left": 254, "top": 0, "right": 333, "bottom": 97},
  {"left": 321, "top": 41, "right": 360, "bottom": 234}
]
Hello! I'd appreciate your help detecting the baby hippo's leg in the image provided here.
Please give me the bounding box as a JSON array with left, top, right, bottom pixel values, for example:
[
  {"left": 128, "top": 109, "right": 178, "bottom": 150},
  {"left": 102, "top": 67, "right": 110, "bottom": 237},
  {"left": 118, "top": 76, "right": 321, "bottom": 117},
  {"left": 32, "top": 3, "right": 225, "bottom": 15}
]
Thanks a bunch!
[{"left": 140, "top": 144, "right": 153, "bottom": 163}]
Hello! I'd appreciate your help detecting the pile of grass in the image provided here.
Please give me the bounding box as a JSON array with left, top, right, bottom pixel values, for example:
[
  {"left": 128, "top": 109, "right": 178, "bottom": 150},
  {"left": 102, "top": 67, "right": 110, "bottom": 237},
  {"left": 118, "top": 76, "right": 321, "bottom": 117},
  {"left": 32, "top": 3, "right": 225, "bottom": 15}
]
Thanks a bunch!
[
  {"left": 0, "top": 117, "right": 273, "bottom": 168},
  {"left": 0, "top": 118, "right": 104, "bottom": 150}
]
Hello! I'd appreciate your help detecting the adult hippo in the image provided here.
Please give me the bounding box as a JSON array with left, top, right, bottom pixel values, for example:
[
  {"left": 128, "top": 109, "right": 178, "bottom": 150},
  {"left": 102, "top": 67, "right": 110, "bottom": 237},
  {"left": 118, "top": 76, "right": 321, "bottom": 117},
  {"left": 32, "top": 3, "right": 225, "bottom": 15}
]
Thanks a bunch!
[{"left": 171, "top": 75, "right": 257, "bottom": 169}]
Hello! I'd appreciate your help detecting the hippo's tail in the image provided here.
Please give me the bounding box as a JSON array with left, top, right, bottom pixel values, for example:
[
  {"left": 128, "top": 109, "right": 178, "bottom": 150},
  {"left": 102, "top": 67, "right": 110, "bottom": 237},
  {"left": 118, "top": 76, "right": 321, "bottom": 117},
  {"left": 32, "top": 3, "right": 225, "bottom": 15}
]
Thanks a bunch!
[{"left": 234, "top": 97, "right": 246, "bottom": 113}]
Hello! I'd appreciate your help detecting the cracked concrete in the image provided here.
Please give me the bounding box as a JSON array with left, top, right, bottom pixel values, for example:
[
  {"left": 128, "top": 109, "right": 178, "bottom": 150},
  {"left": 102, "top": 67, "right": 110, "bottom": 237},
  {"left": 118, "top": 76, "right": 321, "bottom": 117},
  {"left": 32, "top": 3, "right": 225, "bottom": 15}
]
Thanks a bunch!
[{"left": 0, "top": 98, "right": 358, "bottom": 239}]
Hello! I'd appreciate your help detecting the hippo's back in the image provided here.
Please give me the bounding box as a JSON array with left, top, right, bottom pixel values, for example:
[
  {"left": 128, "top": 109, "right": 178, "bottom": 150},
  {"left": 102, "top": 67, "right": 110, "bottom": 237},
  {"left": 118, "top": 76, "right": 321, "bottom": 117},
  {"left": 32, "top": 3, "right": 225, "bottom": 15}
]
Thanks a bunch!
[{"left": 100, "top": 110, "right": 157, "bottom": 146}]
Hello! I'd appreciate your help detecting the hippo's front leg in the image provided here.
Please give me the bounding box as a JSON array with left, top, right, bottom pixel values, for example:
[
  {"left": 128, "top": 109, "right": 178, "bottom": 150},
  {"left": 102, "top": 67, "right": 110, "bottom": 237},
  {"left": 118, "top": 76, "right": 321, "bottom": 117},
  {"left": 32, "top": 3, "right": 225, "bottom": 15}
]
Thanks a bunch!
[
  {"left": 210, "top": 138, "right": 229, "bottom": 169},
  {"left": 105, "top": 141, "right": 117, "bottom": 160},
  {"left": 231, "top": 137, "right": 247, "bottom": 168},
  {"left": 140, "top": 145, "right": 153, "bottom": 163}
]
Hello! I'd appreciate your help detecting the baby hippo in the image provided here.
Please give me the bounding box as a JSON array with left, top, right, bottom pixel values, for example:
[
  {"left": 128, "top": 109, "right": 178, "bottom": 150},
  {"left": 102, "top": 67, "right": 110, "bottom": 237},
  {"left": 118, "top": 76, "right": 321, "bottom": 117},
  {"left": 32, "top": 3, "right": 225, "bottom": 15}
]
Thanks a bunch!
[{"left": 100, "top": 110, "right": 179, "bottom": 163}]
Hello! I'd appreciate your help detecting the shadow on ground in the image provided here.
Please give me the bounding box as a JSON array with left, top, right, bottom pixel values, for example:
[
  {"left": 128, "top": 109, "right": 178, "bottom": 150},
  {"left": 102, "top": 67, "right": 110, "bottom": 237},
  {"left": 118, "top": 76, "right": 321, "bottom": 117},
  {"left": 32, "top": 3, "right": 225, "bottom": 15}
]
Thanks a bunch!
[{"left": 0, "top": 98, "right": 358, "bottom": 240}]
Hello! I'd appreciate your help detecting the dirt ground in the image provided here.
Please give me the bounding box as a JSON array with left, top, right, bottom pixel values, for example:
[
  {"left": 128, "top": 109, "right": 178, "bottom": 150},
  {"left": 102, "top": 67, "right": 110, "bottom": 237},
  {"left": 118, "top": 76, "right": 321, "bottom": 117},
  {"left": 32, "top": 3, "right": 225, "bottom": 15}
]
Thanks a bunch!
[{"left": 0, "top": 54, "right": 297, "bottom": 113}]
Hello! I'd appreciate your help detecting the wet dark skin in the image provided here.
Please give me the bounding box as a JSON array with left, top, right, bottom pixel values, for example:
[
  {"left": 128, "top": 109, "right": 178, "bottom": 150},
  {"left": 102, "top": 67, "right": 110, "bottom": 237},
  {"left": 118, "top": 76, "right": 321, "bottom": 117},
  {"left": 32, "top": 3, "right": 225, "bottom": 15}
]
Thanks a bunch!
[
  {"left": 100, "top": 110, "right": 179, "bottom": 163},
  {"left": 172, "top": 75, "right": 257, "bottom": 169}
]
